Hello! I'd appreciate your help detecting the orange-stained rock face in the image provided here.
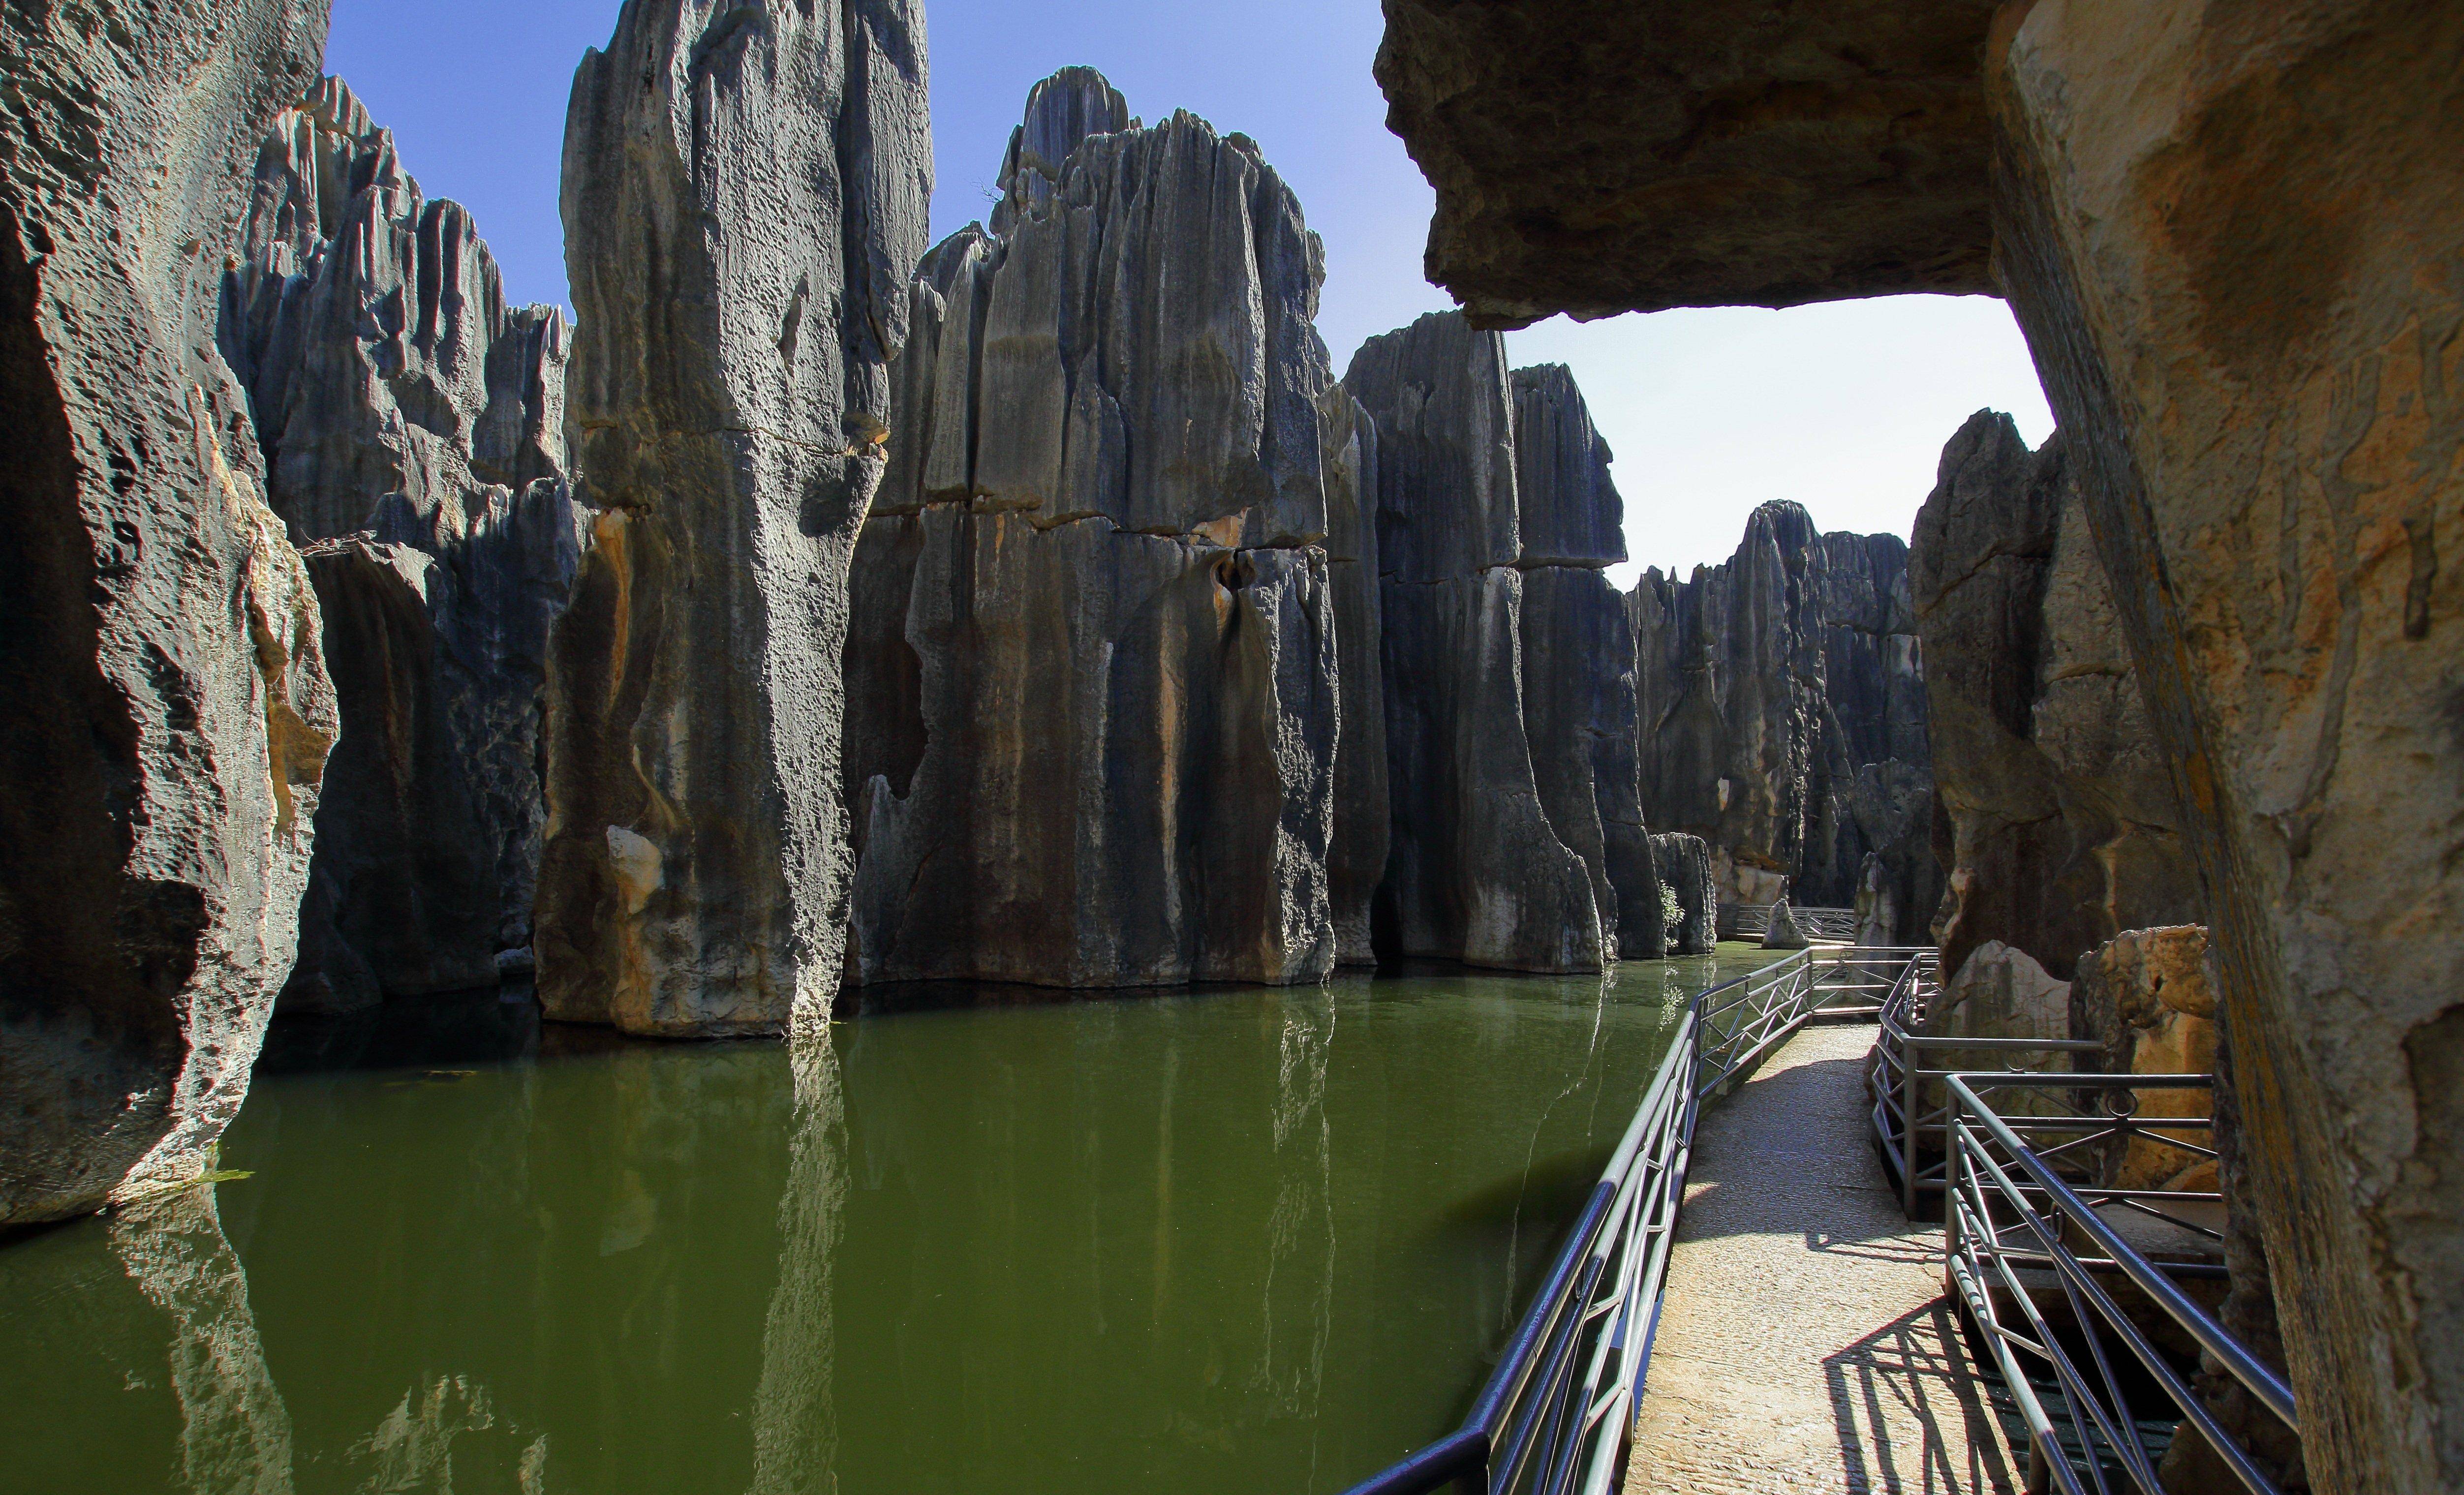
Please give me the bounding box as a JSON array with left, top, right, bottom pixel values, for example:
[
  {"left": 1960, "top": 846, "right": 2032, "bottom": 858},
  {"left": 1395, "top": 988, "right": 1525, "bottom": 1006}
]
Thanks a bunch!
[{"left": 1989, "top": 8, "right": 2464, "bottom": 1488}]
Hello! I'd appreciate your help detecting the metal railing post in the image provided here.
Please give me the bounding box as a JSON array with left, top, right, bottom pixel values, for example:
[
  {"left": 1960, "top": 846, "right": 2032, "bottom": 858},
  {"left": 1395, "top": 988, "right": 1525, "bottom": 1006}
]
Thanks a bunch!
[{"left": 1902, "top": 1021, "right": 1922, "bottom": 1218}]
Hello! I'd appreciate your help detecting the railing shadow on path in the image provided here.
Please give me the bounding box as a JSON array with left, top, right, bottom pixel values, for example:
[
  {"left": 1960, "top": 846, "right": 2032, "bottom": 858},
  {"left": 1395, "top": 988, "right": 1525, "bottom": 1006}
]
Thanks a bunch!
[{"left": 1825, "top": 1299, "right": 2023, "bottom": 1495}]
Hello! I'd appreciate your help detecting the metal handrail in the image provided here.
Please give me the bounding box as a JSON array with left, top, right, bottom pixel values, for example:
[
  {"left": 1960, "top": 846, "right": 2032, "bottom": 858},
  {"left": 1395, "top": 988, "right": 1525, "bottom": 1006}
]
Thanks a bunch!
[
  {"left": 1717, "top": 903, "right": 1860, "bottom": 943},
  {"left": 1944, "top": 1073, "right": 2297, "bottom": 1494},
  {"left": 1867, "top": 950, "right": 2109, "bottom": 1215},
  {"left": 1335, "top": 946, "right": 1929, "bottom": 1495}
]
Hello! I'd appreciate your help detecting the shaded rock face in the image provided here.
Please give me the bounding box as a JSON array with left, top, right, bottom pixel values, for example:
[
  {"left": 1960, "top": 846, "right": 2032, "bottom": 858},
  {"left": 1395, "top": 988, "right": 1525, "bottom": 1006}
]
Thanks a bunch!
[
  {"left": 1651, "top": 833, "right": 1716, "bottom": 957},
  {"left": 842, "top": 77, "right": 1343, "bottom": 987},
  {"left": 0, "top": 0, "right": 338, "bottom": 1227},
  {"left": 1909, "top": 412, "right": 2196, "bottom": 985},
  {"left": 1372, "top": 0, "right": 1997, "bottom": 326},
  {"left": 219, "top": 78, "right": 580, "bottom": 1014},
  {"left": 1513, "top": 366, "right": 1663, "bottom": 959},
  {"left": 1346, "top": 313, "right": 1639, "bottom": 973},
  {"left": 541, "top": 0, "right": 931, "bottom": 1036},
  {"left": 1628, "top": 501, "right": 1934, "bottom": 938},
  {"left": 1375, "top": 4, "right": 2464, "bottom": 1476}
]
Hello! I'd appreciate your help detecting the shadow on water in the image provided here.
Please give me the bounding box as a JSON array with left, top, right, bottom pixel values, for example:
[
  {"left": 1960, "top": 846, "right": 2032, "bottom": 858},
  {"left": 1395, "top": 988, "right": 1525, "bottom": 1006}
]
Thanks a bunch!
[{"left": 0, "top": 949, "right": 1778, "bottom": 1495}]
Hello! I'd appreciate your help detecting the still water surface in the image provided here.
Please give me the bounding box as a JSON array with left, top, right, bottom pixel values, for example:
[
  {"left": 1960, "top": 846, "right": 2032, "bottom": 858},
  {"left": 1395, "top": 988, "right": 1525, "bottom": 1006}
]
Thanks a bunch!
[{"left": 0, "top": 949, "right": 1780, "bottom": 1495}]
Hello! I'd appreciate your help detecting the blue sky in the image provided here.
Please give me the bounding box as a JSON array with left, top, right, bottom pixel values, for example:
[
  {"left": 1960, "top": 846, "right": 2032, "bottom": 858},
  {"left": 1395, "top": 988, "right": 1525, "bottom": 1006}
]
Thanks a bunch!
[{"left": 325, "top": 0, "right": 2051, "bottom": 580}]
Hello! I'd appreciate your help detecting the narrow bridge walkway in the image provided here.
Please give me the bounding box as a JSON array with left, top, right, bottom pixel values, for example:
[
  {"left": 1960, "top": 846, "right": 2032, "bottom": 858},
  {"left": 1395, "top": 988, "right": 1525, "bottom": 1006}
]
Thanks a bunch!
[{"left": 1626, "top": 1023, "right": 2021, "bottom": 1495}]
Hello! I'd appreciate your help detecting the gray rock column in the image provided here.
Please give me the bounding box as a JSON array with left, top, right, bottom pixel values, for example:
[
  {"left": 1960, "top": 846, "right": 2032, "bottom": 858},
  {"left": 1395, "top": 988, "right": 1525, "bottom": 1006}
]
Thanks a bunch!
[
  {"left": 0, "top": 0, "right": 338, "bottom": 1227},
  {"left": 541, "top": 0, "right": 931, "bottom": 1035},
  {"left": 842, "top": 77, "right": 1342, "bottom": 988},
  {"left": 1347, "top": 312, "right": 1602, "bottom": 973},
  {"left": 219, "top": 78, "right": 580, "bottom": 1013}
]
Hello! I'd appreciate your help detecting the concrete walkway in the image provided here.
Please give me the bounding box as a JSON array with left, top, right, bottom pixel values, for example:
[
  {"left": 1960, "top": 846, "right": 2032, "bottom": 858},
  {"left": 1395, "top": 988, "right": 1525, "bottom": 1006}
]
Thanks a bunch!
[{"left": 1626, "top": 1023, "right": 2021, "bottom": 1495}]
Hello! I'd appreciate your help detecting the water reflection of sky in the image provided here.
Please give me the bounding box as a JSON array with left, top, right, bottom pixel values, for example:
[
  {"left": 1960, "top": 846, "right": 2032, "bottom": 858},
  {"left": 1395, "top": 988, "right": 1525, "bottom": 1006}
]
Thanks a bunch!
[{"left": 0, "top": 951, "right": 1775, "bottom": 1495}]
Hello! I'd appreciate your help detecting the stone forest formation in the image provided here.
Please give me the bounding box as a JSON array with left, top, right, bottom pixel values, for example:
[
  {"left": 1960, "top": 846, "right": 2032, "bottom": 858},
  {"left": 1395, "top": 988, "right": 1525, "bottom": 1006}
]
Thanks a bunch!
[{"left": 0, "top": 3, "right": 2457, "bottom": 1493}]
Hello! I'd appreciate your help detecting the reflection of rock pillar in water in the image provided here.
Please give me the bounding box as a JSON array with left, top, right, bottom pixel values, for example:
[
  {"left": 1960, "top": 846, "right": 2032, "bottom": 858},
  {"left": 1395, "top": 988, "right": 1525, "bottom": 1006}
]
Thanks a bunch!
[
  {"left": 1256, "top": 992, "right": 1337, "bottom": 1416},
  {"left": 750, "top": 1035, "right": 848, "bottom": 1495},
  {"left": 109, "top": 1186, "right": 296, "bottom": 1495}
]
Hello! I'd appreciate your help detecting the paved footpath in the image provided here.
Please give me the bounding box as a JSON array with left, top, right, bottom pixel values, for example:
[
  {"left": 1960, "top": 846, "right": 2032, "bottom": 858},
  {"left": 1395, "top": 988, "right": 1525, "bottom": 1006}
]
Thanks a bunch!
[{"left": 1626, "top": 1023, "right": 2020, "bottom": 1495}]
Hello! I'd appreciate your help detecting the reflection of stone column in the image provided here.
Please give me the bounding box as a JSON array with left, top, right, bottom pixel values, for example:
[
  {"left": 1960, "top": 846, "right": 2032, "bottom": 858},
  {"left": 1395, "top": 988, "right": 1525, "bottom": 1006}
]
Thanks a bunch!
[
  {"left": 1254, "top": 992, "right": 1336, "bottom": 1415},
  {"left": 750, "top": 1036, "right": 848, "bottom": 1495},
  {"left": 110, "top": 1186, "right": 295, "bottom": 1495}
]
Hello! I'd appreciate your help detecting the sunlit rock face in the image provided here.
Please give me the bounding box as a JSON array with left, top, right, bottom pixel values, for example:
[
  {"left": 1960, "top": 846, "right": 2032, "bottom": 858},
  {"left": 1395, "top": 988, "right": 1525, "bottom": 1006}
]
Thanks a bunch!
[
  {"left": 0, "top": 0, "right": 337, "bottom": 1228},
  {"left": 1344, "top": 312, "right": 1632, "bottom": 973},
  {"left": 1628, "top": 501, "right": 1934, "bottom": 937},
  {"left": 841, "top": 70, "right": 1344, "bottom": 987},
  {"left": 1909, "top": 412, "right": 2196, "bottom": 985},
  {"left": 220, "top": 77, "right": 580, "bottom": 1014},
  {"left": 1378, "top": 0, "right": 2464, "bottom": 1478},
  {"left": 539, "top": 0, "right": 931, "bottom": 1034}
]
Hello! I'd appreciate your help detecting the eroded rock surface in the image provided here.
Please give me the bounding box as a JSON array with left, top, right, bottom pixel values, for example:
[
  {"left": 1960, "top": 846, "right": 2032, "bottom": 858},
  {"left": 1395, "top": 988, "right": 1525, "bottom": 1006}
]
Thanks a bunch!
[
  {"left": 0, "top": 0, "right": 337, "bottom": 1226},
  {"left": 1629, "top": 501, "right": 1934, "bottom": 940},
  {"left": 1512, "top": 365, "right": 1662, "bottom": 958},
  {"left": 1909, "top": 412, "right": 2196, "bottom": 984},
  {"left": 1346, "top": 312, "right": 1607, "bottom": 972},
  {"left": 539, "top": 0, "right": 930, "bottom": 1035},
  {"left": 1373, "top": 0, "right": 1997, "bottom": 326},
  {"left": 221, "top": 78, "right": 579, "bottom": 1013},
  {"left": 843, "top": 74, "right": 1341, "bottom": 987}
]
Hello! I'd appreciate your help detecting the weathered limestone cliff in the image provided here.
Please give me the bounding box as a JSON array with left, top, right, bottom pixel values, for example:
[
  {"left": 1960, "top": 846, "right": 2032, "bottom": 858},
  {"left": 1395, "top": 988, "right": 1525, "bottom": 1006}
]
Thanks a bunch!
[
  {"left": 842, "top": 71, "right": 1344, "bottom": 987},
  {"left": 1910, "top": 411, "right": 2196, "bottom": 984},
  {"left": 0, "top": 0, "right": 338, "bottom": 1227},
  {"left": 1375, "top": 4, "right": 2464, "bottom": 1483},
  {"left": 1344, "top": 311, "right": 1640, "bottom": 973},
  {"left": 540, "top": 0, "right": 930, "bottom": 1035},
  {"left": 220, "top": 78, "right": 579, "bottom": 1013},
  {"left": 1628, "top": 502, "right": 1934, "bottom": 938}
]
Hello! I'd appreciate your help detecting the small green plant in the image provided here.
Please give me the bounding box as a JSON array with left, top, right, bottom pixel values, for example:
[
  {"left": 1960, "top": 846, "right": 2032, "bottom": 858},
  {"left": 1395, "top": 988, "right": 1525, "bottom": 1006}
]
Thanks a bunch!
[{"left": 1661, "top": 883, "right": 1685, "bottom": 944}]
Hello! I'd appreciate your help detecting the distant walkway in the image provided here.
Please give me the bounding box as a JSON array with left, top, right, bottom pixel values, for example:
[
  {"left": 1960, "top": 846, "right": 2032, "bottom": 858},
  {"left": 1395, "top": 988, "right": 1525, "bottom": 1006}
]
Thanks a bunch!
[{"left": 1626, "top": 1024, "right": 2020, "bottom": 1495}]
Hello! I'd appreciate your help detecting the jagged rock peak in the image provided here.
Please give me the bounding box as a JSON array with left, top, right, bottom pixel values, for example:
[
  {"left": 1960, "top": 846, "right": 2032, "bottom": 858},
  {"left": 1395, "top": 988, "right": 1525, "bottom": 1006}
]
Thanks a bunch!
[
  {"left": 881, "top": 102, "right": 1331, "bottom": 547},
  {"left": 990, "top": 65, "right": 1134, "bottom": 236},
  {"left": 1345, "top": 309, "right": 1521, "bottom": 583},
  {"left": 238, "top": 75, "right": 415, "bottom": 261},
  {"left": 1509, "top": 363, "right": 1626, "bottom": 569}
]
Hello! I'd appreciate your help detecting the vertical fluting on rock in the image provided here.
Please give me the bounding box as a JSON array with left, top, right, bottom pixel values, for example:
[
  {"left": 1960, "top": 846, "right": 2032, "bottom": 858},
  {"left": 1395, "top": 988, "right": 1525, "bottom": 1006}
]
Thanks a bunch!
[
  {"left": 1321, "top": 387, "right": 1389, "bottom": 964},
  {"left": 1908, "top": 412, "right": 2197, "bottom": 984},
  {"left": 1344, "top": 312, "right": 1605, "bottom": 973},
  {"left": 0, "top": 0, "right": 339, "bottom": 1228},
  {"left": 1627, "top": 500, "right": 1935, "bottom": 938},
  {"left": 1512, "top": 365, "right": 1663, "bottom": 958},
  {"left": 540, "top": 0, "right": 931, "bottom": 1035},
  {"left": 219, "top": 77, "right": 581, "bottom": 1013},
  {"left": 842, "top": 73, "right": 1343, "bottom": 988}
]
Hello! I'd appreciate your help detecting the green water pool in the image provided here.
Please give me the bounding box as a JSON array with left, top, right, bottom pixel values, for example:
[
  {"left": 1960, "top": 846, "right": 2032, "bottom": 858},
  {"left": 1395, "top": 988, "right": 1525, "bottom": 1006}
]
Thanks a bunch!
[{"left": 0, "top": 948, "right": 1782, "bottom": 1495}]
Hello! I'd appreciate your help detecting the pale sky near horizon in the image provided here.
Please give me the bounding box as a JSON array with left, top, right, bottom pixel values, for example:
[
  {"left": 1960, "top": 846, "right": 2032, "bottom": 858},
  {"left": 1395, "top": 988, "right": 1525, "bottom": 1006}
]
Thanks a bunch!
[{"left": 325, "top": 0, "right": 2053, "bottom": 583}]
